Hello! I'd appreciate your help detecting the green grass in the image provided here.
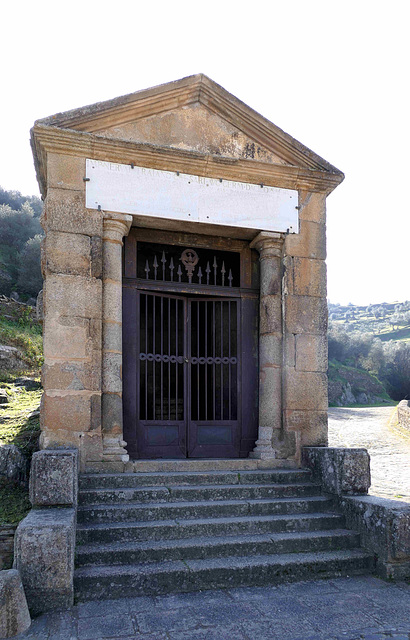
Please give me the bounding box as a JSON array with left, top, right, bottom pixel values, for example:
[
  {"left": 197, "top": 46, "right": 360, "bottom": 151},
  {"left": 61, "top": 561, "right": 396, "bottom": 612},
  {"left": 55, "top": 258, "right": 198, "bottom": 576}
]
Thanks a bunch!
[
  {"left": 0, "top": 315, "right": 43, "bottom": 379},
  {"left": 0, "top": 385, "right": 41, "bottom": 459},
  {"left": 376, "top": 327, "right": 410, "bottom": 342},
  {"left": 0, "top": 484, "right": 31, "bottom": 526}
]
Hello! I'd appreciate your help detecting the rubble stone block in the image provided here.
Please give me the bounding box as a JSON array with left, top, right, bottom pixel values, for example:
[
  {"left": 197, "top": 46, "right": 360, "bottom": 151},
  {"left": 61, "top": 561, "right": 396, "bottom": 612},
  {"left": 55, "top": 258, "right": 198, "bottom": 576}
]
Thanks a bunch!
[
  {"left": 43, "top": 188, "right": 103, "bottom": 237},
  {"left": 302, "top": 446, "right": 371, "bottom": 495},
  {"left": 47, "top": 153, "right": 85, "bottom": 191},
  {"left": 295, "top": 334, "right": 328, "bottom": 372},
  {"left": 298, "top": 191, "right": 326, "bottom": 224},
  {"left": 29, "top": 448, "right": 78, "bottom": 506},
  {"left": 285, "top": 220, "right": 326, "bottom": 259},
  {"left": 285, "top": 370, "right": 328, "bottom": 411},
  {"left": 14, "top": 508, "right": 76, "bottom": 615},
  {"left": 285, "top": 295, "right": 328, "bottom": 335},
  {"left": 42, "top": 391, "right": 101, "bottom": 433},
  {"left": 42, "top": 352, "right": 102, "bottom": 392},
  {"left": 337, "top": 494, "right": 410, "bottom": 579},
  {"left": 285, "top": 410, "right": 328, "bottom": 447},
  {"left": 0, "top": 569, "right": 31, "bottom": 637},
  {"left": 0, "top": 444, "right": 28, "bottom": 486},
  {"left": 45, "top": 230, "right": 91, "bottom": 276},
  {"left": 293, "top": 258, "right": 327, "bottom": 297},
  {"left": 44, "top": 273, "right": 102, "bottom": 320}
]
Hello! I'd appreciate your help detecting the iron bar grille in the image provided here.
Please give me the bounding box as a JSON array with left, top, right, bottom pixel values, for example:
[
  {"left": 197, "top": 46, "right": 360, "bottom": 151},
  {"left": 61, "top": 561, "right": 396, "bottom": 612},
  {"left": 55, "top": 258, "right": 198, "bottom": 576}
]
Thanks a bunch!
[
  {"left": 138, "top": 293, "right": 238, "bottom": 423},
  {"left": 137, "top": 242, "right": 240, "bottom": 288}
]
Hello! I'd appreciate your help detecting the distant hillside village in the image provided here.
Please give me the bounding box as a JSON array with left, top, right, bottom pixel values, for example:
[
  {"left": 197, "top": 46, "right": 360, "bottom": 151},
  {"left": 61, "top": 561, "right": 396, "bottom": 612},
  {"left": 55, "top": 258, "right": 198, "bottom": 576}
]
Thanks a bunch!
[{"left": 0, "top": 186, "right": 409, "bottom": 406}]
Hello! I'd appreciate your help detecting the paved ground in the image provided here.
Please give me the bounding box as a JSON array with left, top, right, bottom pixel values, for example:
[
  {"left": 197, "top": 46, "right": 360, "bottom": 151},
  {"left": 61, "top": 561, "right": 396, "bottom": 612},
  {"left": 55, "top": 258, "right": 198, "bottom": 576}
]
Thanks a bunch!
[
  {"left": 15, "top": 576, "right": 410, "bottom": 640},
  {"left": 328, "top": 406, "right": 410, "bottom": 502}
]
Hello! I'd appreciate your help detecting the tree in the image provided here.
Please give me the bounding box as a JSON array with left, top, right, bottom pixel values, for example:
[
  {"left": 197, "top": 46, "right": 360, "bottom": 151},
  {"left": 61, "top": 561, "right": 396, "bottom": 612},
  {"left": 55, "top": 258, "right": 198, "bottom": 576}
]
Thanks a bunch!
[{"left": 16, "top": 235, "right": 43, "bottom": 296}]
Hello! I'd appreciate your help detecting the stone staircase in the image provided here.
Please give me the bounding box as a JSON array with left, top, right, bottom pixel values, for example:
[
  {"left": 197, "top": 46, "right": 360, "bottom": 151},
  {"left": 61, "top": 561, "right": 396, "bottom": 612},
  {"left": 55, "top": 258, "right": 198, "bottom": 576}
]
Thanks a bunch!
[{"left": 74, "top": 466, "right": 375, "bottom": 601}]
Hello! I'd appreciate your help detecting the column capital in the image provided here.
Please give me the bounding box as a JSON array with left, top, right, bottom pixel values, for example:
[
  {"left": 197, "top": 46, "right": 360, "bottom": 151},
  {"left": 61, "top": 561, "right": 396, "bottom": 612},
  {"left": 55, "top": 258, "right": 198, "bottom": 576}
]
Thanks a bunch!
[
  {"left": 249, "top": 232, "right": 285, "bottom": 258},
  {"left": 103, "top": 212, "right": 133, "bottom": 242}
]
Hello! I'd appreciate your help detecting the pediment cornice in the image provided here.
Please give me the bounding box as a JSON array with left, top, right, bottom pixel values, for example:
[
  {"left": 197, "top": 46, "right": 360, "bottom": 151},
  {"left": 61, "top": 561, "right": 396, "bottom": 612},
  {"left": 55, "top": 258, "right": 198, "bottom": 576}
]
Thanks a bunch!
[
  {"left": 32, "top": 75, "right": 344, "bottom": 196},
  {"left": 31, "top": 122, "right": 344, "bottom": 199}
]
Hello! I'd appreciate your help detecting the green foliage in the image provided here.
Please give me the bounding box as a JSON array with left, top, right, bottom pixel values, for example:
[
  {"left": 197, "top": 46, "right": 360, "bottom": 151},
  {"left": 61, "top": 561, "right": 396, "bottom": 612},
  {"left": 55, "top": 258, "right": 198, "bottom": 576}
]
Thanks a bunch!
[
  {"left": 328, "top": 318, "right": 410, "bottom": 401},
  {"left": 0, "top": 385, "right": 41, "bottom": 461},
  {"left": 0, "top": 186, "right": 43, "bottom": 299},
  {"left": 17, "top": 234, "right": 43, "bottom": 296},
  {"left": 0, "top": 484, "right": 31, "bottom": 526},
  {"left": 0, "top": 316, "right": 43, "bottom": 375}
]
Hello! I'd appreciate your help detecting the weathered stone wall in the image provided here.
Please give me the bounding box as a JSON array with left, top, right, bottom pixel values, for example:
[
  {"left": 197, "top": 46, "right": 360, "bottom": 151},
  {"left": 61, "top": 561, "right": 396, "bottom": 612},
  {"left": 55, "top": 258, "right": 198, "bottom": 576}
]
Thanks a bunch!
[
  {"left": 398, "top": 399, "right": 410, "bottom": 430},
  {"left": 41, "top": 154, "right": 104, "bottom": 468},
  {"left": 283, "top": 191, "right": 328, "bottom": 460}
]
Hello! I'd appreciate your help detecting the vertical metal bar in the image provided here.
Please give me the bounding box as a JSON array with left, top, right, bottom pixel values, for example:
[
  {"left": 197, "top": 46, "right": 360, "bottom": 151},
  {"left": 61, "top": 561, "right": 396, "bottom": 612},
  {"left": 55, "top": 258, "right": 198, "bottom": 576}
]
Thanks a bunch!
[
  {"left": 213, "top": 301, "right": 215, "bottom": 421},
  {"left": 153, "top": 294, "right": 156, "bottom": 421},
  {"left": 160, "top": 296, "right": 163, "bottom": 421},
  {"left": 168, "top": 297, "right": 171, "bottom": 421},
  {"left": 176, "top": 298, "right": 178, "bottom": 421},
  {"left": 221, "top": 301, "right": 223, "bottom": 421},
  {"left": 197, "top": 301, "right": 200, "bottom": 421},
  {"left": 205, "top": 300, "right": 208, "bottom": 421},
  {"left": 228, "top": 300, "right": 231, "bottom": 421},
  {"left": 145, "top": 295, "right": 148, "bottom": 420}
]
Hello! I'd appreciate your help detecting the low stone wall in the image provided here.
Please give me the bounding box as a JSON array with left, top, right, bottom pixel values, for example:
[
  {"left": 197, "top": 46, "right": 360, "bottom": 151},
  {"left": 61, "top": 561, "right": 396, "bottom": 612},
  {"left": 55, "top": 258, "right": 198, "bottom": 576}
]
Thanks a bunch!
[
  {"left": 302, "top": 446, "right": 410, "bottom": 579},
  {"left": 398, "top": 400, "right": 410, "bottom": 430},
  {"left": 0, "top": 525, "right": 17, "bottom": 570}
]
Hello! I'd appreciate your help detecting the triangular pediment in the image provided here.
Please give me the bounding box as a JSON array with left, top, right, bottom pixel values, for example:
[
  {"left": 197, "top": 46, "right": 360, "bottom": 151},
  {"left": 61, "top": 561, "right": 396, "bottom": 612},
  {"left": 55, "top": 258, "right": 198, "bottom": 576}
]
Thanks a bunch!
[
  {"left": 96, "top": 103, "right": 289, "bottom": 165},
  {"left": 35, "top": 74, "right": 343, "bottom": 175}
]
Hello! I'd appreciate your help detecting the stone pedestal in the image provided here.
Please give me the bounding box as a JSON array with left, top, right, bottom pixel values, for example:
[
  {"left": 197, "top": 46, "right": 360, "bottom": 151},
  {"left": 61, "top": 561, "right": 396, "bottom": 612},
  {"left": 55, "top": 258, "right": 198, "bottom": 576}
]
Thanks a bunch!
[
  {"left": 249, "top": 232, "right": 285, "bottom": 459},
  {"left": 102, "top": 213, "right": 132, "bottom": 462}
]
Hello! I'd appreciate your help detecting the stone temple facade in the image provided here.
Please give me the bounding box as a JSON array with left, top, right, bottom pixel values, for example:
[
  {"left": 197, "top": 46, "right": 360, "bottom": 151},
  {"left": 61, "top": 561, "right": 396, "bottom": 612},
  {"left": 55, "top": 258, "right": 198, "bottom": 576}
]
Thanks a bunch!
[{"left": 31, "top": 74, "right": 345, "bottom": 472}]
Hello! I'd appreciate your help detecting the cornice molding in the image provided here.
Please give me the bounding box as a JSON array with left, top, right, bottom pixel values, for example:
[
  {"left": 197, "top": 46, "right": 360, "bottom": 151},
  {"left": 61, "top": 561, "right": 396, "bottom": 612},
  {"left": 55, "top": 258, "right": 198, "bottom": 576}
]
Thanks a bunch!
[{"left": 31, "top": 124, "right": 344, "bottom": 199}]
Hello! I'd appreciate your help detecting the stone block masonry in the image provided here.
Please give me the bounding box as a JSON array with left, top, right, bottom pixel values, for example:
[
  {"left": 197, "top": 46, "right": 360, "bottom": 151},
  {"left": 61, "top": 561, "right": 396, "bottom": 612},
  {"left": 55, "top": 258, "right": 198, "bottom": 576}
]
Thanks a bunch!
[
  {"left": 398, "top": 399, "right": 410, "bottom": 430},
  {"left": 0, "top": 569, "right": 31, "bottom": 638}
]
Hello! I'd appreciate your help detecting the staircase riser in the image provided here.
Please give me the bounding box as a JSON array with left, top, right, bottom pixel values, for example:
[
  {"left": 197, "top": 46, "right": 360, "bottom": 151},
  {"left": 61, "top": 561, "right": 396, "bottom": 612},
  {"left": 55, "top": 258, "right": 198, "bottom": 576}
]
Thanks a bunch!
[
  {"left": 77, "top": 499, "right": 334, "bottom": 525},
  {"left": 74, "top": 555, "right": 374, "bottom": 601},
  {"left": 79, "top": 484, "right": 321, "bottom": 506},
  {"left": 76, "top": 514, "right": 345, "bottom": 545},
  {"left": 79, "top": 471, "right": 312, "bottom": 490},
  {"left": 75, "top": 533, "right": 361, "bottom": 567}
]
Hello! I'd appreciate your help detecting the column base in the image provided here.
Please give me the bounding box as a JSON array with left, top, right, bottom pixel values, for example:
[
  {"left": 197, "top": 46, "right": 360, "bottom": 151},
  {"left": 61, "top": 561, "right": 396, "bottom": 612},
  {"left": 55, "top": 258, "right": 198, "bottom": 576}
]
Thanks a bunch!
[
  {"left": 249, "top": 437, "right": 278, "bottom": 460},
  {"left": 102, "top": 436, "right": 129, "bottom": 463}
]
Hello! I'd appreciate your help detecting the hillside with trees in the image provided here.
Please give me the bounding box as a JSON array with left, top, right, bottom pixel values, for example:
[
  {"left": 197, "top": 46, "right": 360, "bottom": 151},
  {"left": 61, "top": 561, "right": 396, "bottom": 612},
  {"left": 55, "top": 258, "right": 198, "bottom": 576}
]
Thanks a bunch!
[
  {"left": 328, "top": 301, "right": 410, "bottom": 405},
  {"left": 0, "top": 186, "right": 43, "bottom": 302}
]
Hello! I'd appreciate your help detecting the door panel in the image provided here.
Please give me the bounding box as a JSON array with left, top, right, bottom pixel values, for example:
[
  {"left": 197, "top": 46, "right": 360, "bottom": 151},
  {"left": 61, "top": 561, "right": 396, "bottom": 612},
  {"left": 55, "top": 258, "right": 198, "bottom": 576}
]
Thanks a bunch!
[
  {"left": 188, "top": 299, "right": 240, "bottom": 458},
  {"left": 125, "top": 291, "right": 242, "bottom": 459},
  {"left": 137, "top": 292, "right": 187, "bottom": 458}
]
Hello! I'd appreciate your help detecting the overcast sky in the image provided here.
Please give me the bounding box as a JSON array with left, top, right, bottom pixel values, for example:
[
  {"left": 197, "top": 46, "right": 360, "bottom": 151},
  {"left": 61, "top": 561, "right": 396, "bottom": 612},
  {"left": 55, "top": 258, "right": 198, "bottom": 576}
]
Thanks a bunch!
[{"left": 2, "top": 1, "right": 408, "bottom": 305}]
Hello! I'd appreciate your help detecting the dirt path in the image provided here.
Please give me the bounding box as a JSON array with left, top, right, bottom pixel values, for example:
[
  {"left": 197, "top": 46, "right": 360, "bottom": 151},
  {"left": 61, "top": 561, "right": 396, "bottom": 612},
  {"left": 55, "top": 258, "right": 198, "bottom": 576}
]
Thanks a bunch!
[{"left": 328, "top": 406, "right": 410, "bottom": 502}]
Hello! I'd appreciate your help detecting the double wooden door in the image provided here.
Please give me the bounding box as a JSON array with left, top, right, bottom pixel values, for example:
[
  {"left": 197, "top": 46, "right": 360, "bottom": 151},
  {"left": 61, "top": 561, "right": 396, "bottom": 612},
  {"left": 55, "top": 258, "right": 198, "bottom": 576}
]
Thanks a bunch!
[{"left": 123, "top": 290, "right": 242, "bottom": 458}]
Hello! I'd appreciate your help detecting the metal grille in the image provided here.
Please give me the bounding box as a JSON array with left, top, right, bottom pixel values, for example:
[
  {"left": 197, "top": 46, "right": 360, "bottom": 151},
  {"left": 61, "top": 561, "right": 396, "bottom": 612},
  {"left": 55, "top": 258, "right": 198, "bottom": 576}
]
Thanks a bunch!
[
  {"left": 190, "top": 300, "right": 238, "bottom": 421},
  {"left": 139, "top": 293, "right": 184, "bottom": 421},
  {"left": 137, "top": 242, "right": 240, "bottom": 287}
]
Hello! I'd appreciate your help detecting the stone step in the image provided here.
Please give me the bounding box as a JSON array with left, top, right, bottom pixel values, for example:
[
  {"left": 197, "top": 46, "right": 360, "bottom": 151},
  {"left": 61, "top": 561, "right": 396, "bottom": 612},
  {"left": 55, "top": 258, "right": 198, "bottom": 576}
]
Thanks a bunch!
[
  {"left": 77, "top": 496, "right": 334, "bottom": 525},
  {"left": 75, "top": 528, "right": 361, "bottom": 567},
  {"left": 79, "top": 469, "right": 312, "bottom": 490},
  {"left": 74, "top": 548, "right": 375, "bottom": 601},
  {"left": 76, "top": 512, "right": 346, "bottom": 545},
  {"left": 78, "top": 481, "right": 322, "bottom": 506}
]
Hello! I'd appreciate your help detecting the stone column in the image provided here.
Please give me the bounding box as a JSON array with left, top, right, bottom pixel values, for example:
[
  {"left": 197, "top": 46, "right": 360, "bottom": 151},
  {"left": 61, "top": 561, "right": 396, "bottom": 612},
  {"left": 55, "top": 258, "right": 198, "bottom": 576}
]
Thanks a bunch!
[
  {"left": 101, "top": 212, "right": 132, "bottom": 462},
  {"left": 249, "top": 232, "right": 285, "bottom": 460}
]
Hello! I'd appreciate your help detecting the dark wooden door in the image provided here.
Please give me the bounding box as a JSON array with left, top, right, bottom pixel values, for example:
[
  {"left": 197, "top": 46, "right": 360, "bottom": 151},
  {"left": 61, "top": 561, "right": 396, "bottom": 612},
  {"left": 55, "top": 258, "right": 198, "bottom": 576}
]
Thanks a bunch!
[{"left": 123, "top": 290, "right": 241, "bottom": 459}]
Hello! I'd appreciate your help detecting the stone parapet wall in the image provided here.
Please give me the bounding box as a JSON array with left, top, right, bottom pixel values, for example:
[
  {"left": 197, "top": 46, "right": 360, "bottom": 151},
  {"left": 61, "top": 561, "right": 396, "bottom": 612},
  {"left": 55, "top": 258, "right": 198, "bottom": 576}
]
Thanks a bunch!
[{"left": 398, "top": 400, "right": 410, "bottom": 430}]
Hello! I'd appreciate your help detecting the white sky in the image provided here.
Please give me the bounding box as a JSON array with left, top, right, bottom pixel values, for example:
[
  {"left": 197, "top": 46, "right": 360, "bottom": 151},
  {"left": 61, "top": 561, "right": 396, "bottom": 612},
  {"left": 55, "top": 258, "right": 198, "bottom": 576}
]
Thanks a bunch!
[{"left": 2, "top": 0, "right": 409, "bottom": 306}]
